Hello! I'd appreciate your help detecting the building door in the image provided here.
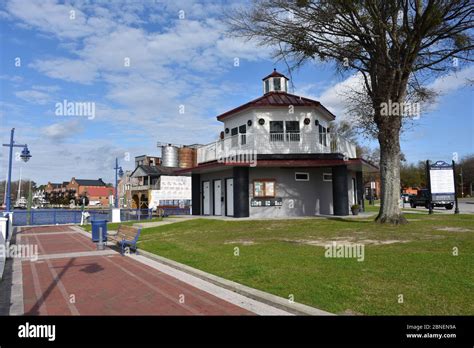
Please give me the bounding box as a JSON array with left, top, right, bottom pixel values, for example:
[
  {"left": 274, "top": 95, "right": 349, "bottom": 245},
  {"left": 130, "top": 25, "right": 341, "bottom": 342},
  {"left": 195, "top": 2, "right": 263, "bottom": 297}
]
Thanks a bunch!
[
  {"left": 226, "top": 178, "right": 234, "bottom": 216},
  {"left": 203, "top": 181, "right": 210, "bottom": 215},
  {"left": 214, "top": 180, "right": 222, "bottom": 216}
]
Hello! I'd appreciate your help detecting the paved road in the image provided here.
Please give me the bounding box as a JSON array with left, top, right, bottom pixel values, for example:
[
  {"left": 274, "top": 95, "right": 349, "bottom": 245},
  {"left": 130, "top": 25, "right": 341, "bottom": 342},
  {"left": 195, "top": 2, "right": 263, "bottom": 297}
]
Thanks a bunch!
[
  {"left": 400, "top": 199, "right": 474, "bottom": 214},
  {"left": 2, "top": 225, "right": 291, "bottom": 316}
]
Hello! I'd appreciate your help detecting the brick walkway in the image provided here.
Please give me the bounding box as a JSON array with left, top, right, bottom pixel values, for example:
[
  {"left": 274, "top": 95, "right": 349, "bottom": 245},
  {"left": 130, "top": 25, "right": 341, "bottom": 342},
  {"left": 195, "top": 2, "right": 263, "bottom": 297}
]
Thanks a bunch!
[{"left": 8, "top": 225, "right": 289, "bottom": 316}]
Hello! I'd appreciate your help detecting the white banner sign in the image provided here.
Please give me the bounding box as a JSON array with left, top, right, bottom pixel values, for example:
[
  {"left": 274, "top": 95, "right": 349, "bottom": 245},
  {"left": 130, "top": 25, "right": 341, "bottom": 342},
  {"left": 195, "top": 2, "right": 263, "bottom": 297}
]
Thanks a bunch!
[
  {"left": 148, "top": 176, "right": 191, "bottom": 209},
  {"left": 430, "top": 167, "right": 455, "bottom": 194}
]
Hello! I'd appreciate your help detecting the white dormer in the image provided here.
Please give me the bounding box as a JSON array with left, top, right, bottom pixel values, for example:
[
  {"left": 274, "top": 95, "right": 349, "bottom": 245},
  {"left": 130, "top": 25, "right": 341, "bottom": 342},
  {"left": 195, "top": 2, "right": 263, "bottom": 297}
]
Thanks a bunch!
[{"left": 262, "top": 68, "right": 289, "bottom": 94}]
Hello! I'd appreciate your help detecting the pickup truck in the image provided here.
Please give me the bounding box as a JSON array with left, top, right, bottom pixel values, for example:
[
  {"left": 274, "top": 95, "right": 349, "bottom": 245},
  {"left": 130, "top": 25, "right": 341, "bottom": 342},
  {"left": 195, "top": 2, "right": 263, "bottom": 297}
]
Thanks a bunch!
[{"left": 409, "top": 189, "right": 454, "bottom": 210}]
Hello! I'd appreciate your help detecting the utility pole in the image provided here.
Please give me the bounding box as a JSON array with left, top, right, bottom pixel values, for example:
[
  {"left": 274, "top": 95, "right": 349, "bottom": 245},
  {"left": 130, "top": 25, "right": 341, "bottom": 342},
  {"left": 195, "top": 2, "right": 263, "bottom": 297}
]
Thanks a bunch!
[{"left": 2, "top": 128, "right": 32, "bottom": 212}]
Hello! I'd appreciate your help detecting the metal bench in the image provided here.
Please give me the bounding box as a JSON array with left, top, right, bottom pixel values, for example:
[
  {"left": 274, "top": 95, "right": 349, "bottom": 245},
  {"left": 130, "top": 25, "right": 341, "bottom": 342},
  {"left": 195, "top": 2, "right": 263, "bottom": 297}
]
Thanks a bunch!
[{"left": 109, "top": 225, "right": 142, "bottom": 255}]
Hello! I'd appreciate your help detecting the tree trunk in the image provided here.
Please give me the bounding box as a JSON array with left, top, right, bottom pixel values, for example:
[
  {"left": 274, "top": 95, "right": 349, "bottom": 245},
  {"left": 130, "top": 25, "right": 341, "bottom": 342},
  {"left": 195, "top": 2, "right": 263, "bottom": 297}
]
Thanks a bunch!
[{"left": 375, "top": 125, "right": 408, "bottom": 224}]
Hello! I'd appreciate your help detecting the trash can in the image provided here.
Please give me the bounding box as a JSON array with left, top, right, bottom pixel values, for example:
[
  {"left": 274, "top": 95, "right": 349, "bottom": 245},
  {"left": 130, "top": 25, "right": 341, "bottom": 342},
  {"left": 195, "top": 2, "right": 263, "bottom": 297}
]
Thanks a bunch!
[{"left": 91, "top": 219, "right": 108, "bottom": 243}]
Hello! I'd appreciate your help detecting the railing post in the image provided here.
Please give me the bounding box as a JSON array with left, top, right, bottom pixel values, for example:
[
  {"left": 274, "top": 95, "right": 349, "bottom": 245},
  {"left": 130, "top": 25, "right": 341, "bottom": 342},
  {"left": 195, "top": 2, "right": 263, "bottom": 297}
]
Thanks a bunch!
[
  {"left": 214, "top": 141, "right": 218, "bottom": 161},
  {"left": 31, "top": 211, "right": 34, "bottom": 225},
  {"left": 53, "top": 210, "right": 57, "bottom": 225}
]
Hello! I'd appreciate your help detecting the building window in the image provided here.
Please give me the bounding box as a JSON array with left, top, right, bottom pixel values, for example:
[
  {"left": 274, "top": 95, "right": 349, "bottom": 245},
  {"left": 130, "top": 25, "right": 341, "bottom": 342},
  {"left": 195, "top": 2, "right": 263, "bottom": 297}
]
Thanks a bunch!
[
  {"left": 239, "top": 124, "right": 247, "bottom": 145},
  {"left": 295, "top": 172, "right": 309, "bottom": 181},
  {"left": 319, "top": 125, "right": 328, "bottom": 146},
  {"left": 273, "top": 78, "right": 281, "bottom": 91},
  {"left": 270, "top": 121, "right": 284, "bottom": 142},
  {"left": 231, "top": 127, "right": 238, "bottom": 147},
  {"left": 254, "top": 180, "right": 276, "bottom": 198},
  {"left": 323, "top": 173, "right": 332, "bottom": 182},
  {"left": 264, "top": 79, "right": 270, "bottom": 93},
  {"left": 285, "top": 121, "right": 300, "bottom": 141}
]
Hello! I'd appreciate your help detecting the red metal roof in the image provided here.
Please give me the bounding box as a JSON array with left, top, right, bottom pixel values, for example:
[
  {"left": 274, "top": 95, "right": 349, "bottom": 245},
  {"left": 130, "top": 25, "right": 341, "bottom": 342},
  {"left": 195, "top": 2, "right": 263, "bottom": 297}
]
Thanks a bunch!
[
  {"left": 87, "top": 186, "right": 115, "bottom": 197},
  {"left": 216, "top": 91, "right": 336, "bottom": 121},
  {"left": 262, "top": 69, "right": 289, "bottom": 80}
]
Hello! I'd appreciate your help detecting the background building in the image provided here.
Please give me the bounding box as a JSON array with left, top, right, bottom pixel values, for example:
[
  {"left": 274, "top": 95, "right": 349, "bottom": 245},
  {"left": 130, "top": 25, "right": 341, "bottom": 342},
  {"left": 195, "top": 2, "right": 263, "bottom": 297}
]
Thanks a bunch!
[
  {"left": 43, "top": 178, "right": 113, "bottom": 207},
  {"left": 117, "top": 170, "right": 133, "bottom": 208}
]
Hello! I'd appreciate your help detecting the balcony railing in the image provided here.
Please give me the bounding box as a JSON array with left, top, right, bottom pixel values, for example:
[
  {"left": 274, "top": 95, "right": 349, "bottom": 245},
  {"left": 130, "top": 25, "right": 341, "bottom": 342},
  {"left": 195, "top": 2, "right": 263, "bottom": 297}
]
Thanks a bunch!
[
  {"left": 197, "top": 132, "right": 357, "bottom": 164},
  {"left": 130, "top": 183, "right": 160, "bottom": 191},
  {"left": 270, "top": 132, "right": 301, "bottom": 142}
]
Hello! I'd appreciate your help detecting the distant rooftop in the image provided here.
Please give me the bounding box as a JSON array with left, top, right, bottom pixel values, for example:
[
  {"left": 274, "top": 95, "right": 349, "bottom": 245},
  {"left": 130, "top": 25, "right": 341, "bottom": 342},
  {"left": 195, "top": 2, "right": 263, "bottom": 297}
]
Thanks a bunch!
[{"left": 73, "top": 178, "right": 108, "bottom": 186}]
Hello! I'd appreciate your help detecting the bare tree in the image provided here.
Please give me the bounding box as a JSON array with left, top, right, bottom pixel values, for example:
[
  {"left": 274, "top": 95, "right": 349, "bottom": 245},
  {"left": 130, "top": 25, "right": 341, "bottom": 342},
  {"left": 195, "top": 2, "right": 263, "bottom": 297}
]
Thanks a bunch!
[{"left": 227, "top": 0, "right": 473, "bottom": 223}]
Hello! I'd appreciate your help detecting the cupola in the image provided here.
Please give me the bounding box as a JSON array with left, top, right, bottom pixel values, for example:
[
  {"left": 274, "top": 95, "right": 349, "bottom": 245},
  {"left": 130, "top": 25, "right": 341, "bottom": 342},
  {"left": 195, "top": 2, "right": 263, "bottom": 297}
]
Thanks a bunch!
[{"left": 262, "top": 68, "right": 289, "bottom": 94}]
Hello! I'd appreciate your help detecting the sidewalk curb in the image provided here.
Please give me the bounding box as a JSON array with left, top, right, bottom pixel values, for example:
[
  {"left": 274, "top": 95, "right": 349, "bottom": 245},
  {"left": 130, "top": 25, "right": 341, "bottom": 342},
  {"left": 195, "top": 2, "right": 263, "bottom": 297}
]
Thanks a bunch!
[{"left": 138, "top": 249, "right": 333, "bottom": 316}]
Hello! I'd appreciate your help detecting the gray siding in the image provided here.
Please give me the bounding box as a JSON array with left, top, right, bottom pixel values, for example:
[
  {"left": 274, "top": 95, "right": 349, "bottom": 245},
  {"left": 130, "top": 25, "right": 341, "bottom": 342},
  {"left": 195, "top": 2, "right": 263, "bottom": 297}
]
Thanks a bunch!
[
  {"left": 198, "top": 167, "right": 359, "bottom": 217},
  {"left": 249, "top": 167, "right": 334, "bottom": 217}
]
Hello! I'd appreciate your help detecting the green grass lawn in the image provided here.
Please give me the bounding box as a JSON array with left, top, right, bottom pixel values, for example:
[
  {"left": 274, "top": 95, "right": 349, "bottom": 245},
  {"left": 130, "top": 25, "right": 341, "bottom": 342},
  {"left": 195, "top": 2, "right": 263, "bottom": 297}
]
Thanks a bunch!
[
  {"left": 137, "top": 214, "right": 474, "bottom": 315},
  {"left": 82, "top": 217, "right": 163, "bottom": 232}
]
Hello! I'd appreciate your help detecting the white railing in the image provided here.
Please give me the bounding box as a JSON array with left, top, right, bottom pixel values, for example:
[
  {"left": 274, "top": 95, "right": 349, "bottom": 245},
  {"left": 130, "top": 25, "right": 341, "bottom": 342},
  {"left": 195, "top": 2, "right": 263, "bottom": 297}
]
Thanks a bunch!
[
  {"left": 130, "top": 183, "right": 160, "bottom": 191},
  {"left": 269, "top": 132, "right": 301, "bottom": 142},
  {"left": 196, "top": 132, "right": 357, "bottom": 164},
  {"left": 270, "top": 132, "right": 284, "bottom": 142}
]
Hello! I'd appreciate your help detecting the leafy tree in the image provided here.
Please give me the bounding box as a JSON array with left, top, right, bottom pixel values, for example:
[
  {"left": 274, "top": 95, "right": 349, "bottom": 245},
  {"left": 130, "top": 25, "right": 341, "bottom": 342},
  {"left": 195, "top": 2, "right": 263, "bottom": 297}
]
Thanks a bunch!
[
  {"left": 228, "top": 0, "right": 473, "bottom": 224},
  {"left": 456, "top": 154, "right": 474, "bottom": 196},
  {"left": 400, "top": 161, "right": 426, "bottom": 188}
]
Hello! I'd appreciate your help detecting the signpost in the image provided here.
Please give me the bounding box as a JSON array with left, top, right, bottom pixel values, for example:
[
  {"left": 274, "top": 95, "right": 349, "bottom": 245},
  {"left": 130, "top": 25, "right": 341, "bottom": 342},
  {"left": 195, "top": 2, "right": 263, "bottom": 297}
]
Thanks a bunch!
[
  {"left": 369, "top": 181, "right": 375, "bottom": 205},
  {"left": 426, "top": 160, "right": 458, "bottom": 214},
  {"left": 250, "top": 197, "right": 283, "bottom": 207}
]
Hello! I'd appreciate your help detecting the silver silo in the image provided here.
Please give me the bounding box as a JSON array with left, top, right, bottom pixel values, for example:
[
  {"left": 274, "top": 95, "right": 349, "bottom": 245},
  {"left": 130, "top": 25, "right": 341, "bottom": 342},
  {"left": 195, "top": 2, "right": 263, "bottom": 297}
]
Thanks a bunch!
[{"left": 161, "top": 144, "right": 179, "bottom": 167}]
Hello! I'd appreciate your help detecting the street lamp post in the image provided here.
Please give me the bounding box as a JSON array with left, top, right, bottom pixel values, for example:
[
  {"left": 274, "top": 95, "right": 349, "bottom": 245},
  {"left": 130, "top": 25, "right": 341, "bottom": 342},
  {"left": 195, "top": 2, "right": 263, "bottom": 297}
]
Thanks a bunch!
[
  {"left": 113, "top": 158, "right": 123, "bottom": 208},
  {"left": 2, "top": 128, "right": 31, "bottom": 212}
]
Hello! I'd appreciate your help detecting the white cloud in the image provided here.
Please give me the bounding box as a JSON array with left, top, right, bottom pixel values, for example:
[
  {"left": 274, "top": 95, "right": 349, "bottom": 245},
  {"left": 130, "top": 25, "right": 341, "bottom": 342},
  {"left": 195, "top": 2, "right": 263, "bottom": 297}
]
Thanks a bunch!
[
  {"left": 29, "top": 58, "right": 98, "bottom": 84},
  {"left": 0, "top": 74, "right": 23, "bottom": 83},
  {"left": 41, "top": 120, "right": 83, "bottom": 141},
  {"left": 295, "top": 73, "right": 364, "bottom": 122},
  {"left": 15, "top": 89, "right": 52, "bottom": 105},
  {"left": 6, "top": 0, "right": 98, "bottom": 39},
  {"left": 31, "top": 85, "right": 61, "bottom": 93},
  {"left": 14, "top": 85, "right": 60, "bottom": 105},
  {"left": 427, "top": 66, "right": 474, "bottom": 95}
]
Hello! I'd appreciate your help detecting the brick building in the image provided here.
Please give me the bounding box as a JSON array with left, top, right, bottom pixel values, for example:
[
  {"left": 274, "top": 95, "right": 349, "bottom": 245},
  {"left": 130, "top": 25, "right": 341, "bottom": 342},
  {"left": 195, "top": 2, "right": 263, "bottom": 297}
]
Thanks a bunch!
[
  {"left": 66, "top": 178, "right": 108, "bottom": 197},
  {"left": 44, "top": 178, "right": 114, "bottom": 206}
]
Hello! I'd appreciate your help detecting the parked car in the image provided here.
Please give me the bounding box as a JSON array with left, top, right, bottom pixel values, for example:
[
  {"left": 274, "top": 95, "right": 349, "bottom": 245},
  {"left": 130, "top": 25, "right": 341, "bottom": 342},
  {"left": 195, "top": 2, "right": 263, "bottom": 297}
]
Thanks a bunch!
[
  {"left": 409, "top": 189, "right": 454, "bottom": 210},
  {"left": 400, "top": 193, "right": 411, "bottom": 202}
]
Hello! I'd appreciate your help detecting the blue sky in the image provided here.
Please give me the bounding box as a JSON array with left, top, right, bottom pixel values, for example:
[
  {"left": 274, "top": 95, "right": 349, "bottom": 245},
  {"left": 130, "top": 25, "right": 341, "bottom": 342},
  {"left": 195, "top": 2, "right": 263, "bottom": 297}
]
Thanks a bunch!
[{"left": 0, "top": 0, "right": 473, "bottom": 185}]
